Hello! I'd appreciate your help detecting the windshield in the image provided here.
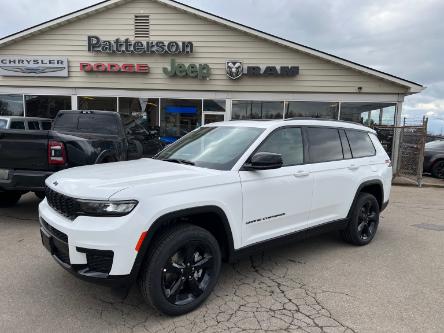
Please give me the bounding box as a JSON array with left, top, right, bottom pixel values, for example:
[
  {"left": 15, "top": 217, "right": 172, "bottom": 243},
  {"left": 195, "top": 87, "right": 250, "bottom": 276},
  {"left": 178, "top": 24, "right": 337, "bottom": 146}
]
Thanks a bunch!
[
  {"left": 0, "top": 119, "right": 7, "bottom": 129},
  {"left": 155, "top": 126, "right": 264, "bottom": 170}
]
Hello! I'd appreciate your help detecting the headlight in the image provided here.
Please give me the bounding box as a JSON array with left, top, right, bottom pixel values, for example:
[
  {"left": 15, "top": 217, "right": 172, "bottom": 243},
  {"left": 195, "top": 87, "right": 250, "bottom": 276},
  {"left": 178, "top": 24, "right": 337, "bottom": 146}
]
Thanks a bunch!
[{"left": 77, "top": 200, "right": 138, "bottom": 217}]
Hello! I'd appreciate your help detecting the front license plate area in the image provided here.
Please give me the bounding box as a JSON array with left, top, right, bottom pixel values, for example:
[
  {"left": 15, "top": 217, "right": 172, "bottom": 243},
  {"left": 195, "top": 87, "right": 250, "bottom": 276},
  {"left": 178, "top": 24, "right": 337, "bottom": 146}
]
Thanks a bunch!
[{"left": 40, "top": 228, "right": 53, "bottom": 254}]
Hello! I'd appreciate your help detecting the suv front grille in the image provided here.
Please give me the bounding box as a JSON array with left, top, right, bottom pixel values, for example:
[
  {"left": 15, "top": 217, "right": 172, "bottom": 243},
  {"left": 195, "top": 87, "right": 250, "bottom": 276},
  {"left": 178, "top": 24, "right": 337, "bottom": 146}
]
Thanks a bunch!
[{"left": 45, "top": 187, "right": 79, "bottom": 220}]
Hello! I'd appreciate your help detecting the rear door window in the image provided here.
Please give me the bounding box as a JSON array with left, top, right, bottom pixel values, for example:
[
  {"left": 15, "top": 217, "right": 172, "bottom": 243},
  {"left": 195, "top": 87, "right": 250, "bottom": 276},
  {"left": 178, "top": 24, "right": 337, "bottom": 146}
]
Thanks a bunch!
[
  {"left": 10, "top": 121, "right": 25, "bottom": 130},
  {"left": 346, "top": 130, "right": 376, "bottom": 158},
  {"left": 306, "top": 127, "right": 344, "bottom": 163},
  {"left": 41, "top": 121, "right": 52, "bottom": 130},
  {"left": 27, "top": 121, "right": 40, "bottom": 130}
]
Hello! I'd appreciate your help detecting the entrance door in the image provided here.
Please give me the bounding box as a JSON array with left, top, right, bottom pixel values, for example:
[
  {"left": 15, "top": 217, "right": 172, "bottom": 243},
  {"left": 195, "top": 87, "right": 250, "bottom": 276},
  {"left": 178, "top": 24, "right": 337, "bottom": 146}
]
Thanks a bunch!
[{"left": 239, "top": 127, "right": 314, "bottom": 246}]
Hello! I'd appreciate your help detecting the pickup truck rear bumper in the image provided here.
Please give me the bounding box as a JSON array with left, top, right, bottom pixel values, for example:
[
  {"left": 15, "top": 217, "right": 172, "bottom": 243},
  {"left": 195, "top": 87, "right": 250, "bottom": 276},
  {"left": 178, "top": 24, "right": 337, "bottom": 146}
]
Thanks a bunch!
[{"left": 0, "top": 169, "right": 53, "bottom": 192}]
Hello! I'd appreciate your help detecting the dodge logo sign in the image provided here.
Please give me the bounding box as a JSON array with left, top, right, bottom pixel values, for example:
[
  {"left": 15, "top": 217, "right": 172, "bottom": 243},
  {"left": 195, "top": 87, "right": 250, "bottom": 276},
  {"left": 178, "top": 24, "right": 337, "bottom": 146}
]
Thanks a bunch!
[{"left": 226, "top": 60, "right": 243, "bottom": 80}]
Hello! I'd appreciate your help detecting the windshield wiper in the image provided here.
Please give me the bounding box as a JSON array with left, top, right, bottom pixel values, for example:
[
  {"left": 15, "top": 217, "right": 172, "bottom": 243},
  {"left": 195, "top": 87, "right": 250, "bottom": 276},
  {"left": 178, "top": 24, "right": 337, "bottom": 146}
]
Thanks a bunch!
[{"left": 163, "top": 158, "right": 195, "bottom": 165}]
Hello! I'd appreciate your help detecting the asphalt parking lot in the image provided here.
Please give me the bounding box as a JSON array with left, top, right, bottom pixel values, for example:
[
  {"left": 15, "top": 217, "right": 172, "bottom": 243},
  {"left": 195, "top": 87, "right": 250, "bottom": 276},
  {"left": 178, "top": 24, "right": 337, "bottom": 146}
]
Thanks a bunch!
[{"left": 1, "top": 186, "right": 443, "bottom": 333}]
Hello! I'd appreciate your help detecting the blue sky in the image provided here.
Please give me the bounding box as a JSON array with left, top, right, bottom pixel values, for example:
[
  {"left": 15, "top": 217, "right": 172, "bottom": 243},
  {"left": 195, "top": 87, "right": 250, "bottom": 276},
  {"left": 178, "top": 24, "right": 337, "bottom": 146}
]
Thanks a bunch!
[{"left": 1, "top": 0, "right": 443, "bottom": 134}]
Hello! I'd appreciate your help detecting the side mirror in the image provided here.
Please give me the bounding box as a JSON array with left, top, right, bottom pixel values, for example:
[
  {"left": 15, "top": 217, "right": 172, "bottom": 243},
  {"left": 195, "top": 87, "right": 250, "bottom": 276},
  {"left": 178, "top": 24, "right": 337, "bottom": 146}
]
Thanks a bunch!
[{"left": 244, "top": 152, "right": 283, "bottom": 170}]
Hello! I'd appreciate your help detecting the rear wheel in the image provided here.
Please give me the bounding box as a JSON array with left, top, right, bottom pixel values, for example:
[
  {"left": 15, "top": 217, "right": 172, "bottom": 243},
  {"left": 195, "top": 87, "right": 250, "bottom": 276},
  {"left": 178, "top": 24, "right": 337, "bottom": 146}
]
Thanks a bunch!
[
  {"left": 138, "top": 224, "right": 221, "bottom": 316},
  {"left": 341, "top": 193, "right": 380, "bottom": 246},
  {"left": 431, "top": 160, "right": 444, "bottom": 179},
  {"left": 0, "top": 191, "right": 22, "bottom": 208}
]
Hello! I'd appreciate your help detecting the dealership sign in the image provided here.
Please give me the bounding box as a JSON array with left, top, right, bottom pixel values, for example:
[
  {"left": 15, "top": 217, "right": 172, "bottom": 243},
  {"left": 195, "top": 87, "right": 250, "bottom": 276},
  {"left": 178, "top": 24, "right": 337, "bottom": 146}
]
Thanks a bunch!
[
  {"left": 0, "top": 56, "right": 68, "bottom": 77},
  {"left": 80, "top": 63, "right": 150, "bottom": 73},
  {"left": 163, "top": 59, "right": 210, "bottom": 80},
  {"left": 87, "top": 36, "right": 194, "bottom": 55},
  {"left": 226, "top": 60, "right": 299, "bottom": 80}
]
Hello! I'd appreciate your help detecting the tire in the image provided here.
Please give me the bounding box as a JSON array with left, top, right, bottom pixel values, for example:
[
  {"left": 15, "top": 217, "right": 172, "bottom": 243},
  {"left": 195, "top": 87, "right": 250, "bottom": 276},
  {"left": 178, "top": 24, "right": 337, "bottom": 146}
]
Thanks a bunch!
[
  {"left": 0, "top": 191, "right": 22, "bottom": 208},
  {"left": 138, "top": 224, "right": 222, "bottom": 316},
  {"left": 34, "top": 191, "right": 45, "bottom": 200},
  {"left": 341, "top": 192, "right": 380, "bottom": 246},
  {"left": 431, "top": 160, "right": 444, "bottom": 179}
]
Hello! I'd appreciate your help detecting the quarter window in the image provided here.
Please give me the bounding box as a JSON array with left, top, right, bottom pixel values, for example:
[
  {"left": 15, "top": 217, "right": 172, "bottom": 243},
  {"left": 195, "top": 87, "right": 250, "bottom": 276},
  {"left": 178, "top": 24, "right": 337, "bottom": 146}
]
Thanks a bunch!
[
  {"left": 27, "top": 121, "right": 40, "bottom": 130},
  {"left": 256, "top": 127, "right": 304, "bottom": 166},
  {"left": 306, "top": 127, "right": 343, "bottom": 163},
  {"left": 345, "top": 130, "right": 376, "bottom": 158}
]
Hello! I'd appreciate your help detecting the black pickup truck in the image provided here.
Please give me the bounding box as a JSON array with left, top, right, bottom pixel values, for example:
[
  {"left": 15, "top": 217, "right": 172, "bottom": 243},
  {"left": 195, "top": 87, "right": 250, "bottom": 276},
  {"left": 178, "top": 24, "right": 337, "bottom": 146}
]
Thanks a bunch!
[{"left": 0, "top": 110, "right": 143, "bottom": 207}]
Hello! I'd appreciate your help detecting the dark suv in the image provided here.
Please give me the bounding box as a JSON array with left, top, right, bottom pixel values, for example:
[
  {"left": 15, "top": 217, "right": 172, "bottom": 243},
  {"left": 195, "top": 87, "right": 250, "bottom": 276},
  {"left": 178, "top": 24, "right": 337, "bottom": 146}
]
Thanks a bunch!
[{"left": 424, "top": 140, "right": 444, "bottom": 179}]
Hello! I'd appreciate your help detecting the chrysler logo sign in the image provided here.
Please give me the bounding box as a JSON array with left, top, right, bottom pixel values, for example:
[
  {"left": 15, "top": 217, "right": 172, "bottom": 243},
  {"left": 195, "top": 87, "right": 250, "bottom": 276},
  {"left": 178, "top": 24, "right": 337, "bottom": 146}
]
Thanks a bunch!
[{"left": 0, "top": 56, "right": 69, "bottom": 77}]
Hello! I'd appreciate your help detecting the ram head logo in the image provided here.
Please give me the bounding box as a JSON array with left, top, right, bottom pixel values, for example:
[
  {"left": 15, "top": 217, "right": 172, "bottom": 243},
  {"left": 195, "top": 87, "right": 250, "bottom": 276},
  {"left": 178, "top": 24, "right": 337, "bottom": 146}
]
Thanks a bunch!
[{"left": 226, "top": 61, "right": 243, "bottom": 80}]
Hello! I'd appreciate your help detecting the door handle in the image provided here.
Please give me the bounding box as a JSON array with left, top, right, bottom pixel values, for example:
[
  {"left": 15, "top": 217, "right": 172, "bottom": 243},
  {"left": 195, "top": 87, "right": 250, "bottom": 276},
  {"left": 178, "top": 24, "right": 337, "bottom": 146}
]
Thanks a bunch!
[
  {"left": 348, "top": 164, "right": 359, "bottom": 170},
  {"left": 294, "top": 170, "right": 309, "bottom": 177}
]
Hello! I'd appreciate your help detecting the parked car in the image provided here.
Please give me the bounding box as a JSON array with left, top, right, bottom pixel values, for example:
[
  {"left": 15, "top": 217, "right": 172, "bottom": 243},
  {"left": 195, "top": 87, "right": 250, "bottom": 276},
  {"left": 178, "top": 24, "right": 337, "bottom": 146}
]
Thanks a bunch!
[
  {"left": 423, "top": 140, "right": 444, "bottom": 179},
  {"left": 39, "top": 119, "right": 392, "bottom": 315},
  {"left": 0, "top": 116, "right": 52, "bottom": 130},
  {"left": 0, "top": 110, "right": 143, "bottom": 207}
]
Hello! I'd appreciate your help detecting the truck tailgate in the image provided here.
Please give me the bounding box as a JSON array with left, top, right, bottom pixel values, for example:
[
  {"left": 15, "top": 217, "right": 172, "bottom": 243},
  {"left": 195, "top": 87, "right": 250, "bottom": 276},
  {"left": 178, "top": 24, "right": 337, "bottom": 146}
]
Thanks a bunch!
[{"left": 0, "top": 130, "right": 49, "bottom": 170}]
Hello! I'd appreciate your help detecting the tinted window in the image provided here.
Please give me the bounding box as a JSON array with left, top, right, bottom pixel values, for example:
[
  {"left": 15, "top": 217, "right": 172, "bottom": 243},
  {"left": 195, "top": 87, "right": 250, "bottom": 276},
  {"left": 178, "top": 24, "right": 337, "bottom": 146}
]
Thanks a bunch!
[
  {"left": 256, "top": 127, "right": 304, "bottom": 166},
  {"left": 41, "top": 121, "right": 52, "bottom": 130},
  {"left": 27, "top": 121, "right": 40, "bottom": 130},
  {"left": 54, "top": 113, "right": 120, "bottom": 135},
  {"left": 339, "top": 130, "right": 352, "bottom": 159},
  {"left": 346, "top": 130, "right": 376, "bottom": 158},
  {"left": 307, "top": 127, "right": 343, "bottom": 163},
  {"left": 0, "top": 119, "right": 7, "bottom": 128},
  {"left": 10, "top": 121, "right": 25, "bottom": 130}
]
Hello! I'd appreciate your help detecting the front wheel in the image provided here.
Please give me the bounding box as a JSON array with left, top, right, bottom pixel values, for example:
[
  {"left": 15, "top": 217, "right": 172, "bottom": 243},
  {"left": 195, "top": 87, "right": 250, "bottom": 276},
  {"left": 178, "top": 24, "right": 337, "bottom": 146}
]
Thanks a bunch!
[
  {"left": 138, "top": 224, "right": 221, "bottom": 316},
  {"left": 341, "top": 193, "right": 380, "bottom": 246},
  {"left": 0, "top": 191, "right": 22, "bottom": 208}
]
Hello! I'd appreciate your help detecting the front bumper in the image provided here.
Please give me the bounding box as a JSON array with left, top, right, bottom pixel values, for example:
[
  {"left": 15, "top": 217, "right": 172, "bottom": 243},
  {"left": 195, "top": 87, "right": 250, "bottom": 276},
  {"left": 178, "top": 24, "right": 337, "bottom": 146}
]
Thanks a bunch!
[
  {"left": 39, "top": 198, "right": 146, "bottom": 286},
  {"left": 0, "top": 169, "right": 53, "bottom": 192}
]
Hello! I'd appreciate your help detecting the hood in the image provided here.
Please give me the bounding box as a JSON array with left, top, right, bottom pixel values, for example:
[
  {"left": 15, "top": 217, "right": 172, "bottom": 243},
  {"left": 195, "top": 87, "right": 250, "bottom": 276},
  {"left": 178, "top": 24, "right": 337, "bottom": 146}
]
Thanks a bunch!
[{"left": 45, "top": 158, "right": 221, "bottom": 200}]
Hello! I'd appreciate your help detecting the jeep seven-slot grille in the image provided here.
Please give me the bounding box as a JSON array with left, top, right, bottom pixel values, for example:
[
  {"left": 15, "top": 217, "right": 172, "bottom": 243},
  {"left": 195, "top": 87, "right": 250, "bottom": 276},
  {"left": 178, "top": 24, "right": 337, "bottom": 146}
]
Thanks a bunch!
[{"left": 45, "top": 187, "right": 79, "bottom": 220}]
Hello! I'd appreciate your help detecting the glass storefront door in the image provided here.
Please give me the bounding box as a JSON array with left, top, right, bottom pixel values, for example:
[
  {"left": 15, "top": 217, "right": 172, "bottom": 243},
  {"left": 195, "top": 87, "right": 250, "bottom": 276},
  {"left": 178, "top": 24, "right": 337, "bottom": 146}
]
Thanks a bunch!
[{"left": 160, "top": 99, "right": 202, "bottom": 143}]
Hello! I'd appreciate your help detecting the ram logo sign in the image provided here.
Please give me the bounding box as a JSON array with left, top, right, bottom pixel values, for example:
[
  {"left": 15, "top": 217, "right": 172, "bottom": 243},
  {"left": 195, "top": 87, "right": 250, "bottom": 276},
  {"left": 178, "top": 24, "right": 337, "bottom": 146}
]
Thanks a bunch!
[
  {"left": 0, "top": 56, "right": 69, "bottom": 77},
  {"left": 226, "top": 61, "right": 244, "bottom": 80}
]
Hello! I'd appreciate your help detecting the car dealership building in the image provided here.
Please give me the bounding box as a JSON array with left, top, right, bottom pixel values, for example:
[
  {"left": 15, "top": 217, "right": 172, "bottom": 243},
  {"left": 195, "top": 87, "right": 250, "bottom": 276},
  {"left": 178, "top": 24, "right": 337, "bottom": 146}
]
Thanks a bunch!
[{"left": 0, "top": 0, "right": 423, "bottom": 163}]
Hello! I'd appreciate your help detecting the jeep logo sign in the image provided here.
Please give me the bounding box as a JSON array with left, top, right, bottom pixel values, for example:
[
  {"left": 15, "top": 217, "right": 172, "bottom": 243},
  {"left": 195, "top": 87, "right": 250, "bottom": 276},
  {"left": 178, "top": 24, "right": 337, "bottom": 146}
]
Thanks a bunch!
[{"left": 163, "top": 59, "right": 210, "bottom": 80}]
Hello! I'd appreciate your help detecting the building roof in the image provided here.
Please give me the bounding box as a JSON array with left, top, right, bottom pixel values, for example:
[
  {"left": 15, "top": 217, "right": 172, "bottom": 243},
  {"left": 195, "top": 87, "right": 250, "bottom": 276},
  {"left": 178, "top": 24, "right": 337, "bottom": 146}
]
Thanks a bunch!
[{"left": 0, "top": 0, "right": 424, "bottom": 94}]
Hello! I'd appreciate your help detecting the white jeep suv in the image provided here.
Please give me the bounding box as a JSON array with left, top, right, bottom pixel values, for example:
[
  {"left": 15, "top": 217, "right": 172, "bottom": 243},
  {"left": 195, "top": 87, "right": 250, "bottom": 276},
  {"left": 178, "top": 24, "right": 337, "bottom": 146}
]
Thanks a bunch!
[{"left": 39, "top": 119, "right": 392, "bottom": 315}]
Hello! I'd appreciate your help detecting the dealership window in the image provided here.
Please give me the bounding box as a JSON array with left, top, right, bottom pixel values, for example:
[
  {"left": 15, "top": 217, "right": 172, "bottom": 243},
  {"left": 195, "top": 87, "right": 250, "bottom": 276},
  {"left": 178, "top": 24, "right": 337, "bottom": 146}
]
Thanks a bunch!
[
  {"left": 160, "top": 99, "right": 202, "bottom": 143},
  {"left": 78, "top": 96, "right": 117, "bottom": 111},
  {"left": 0, "top": 94, "right": 24, "bottom": 116},
  {"left": 232, "top": 100, "right": 284, "bottom": 120},
  {"left": 203, "top": 99, "right": 226, "bottom": 125},
  {"left": 119, "top": 98, "right": 162, "bottom": 156},
  {"left": 285, "top": 101, "right": 339, "bottom": 120},
  {"left": 340, "top": 103, "right": 396, "bottom": 125},
  {"left": 25, "top": 95, "right": 71, "bottom": 119}
]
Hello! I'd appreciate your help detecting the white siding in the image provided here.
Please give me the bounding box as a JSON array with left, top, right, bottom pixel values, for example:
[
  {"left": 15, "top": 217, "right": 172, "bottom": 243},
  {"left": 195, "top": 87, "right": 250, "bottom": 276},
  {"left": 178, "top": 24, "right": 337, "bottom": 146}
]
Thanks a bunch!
[{"left": 0, "top": 0, "right": 408, "bottom": 94}]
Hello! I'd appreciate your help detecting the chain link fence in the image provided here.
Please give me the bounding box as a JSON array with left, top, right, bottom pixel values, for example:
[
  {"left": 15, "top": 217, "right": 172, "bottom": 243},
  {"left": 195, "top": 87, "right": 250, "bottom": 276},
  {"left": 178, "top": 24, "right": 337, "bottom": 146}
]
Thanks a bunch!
[{"left": 374, "top": 117, "right": 428, "bottom": 187}]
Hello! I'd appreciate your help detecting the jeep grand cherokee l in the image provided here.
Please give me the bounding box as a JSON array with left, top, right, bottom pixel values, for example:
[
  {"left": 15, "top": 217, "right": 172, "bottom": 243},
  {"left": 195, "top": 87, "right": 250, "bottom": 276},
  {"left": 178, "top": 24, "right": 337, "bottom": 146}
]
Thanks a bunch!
[{"left": 39, "top": 119, "right": 392, "bottom": 315}]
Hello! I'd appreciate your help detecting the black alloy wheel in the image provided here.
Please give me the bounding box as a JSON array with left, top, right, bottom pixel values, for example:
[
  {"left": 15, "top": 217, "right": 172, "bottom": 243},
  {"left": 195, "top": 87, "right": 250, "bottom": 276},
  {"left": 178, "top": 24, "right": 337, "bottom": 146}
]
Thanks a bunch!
[
  {"left": 341, "top": 192, "right": 380, "bottom": 246},
  {"left": 357, "top": 200, "right": 378, "bottom": 241},
  {"left": 138, "top": 224, "right": 221, "bottom": 316},
  {"left": 162, "top": 242, "right": 215, "bottom": 306},
  {"left": 431, "top": 160, "right": 444, "bottom": 179}
]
